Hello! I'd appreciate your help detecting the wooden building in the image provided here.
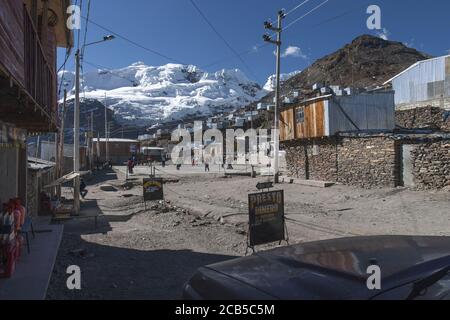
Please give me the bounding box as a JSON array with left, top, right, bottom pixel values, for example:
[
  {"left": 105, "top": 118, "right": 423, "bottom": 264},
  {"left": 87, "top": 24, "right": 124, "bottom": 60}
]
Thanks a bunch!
[
  {"left": 0, "top": 0, "right": 73, "bottom": 207},
  {"left": 280, "top": 91, "right": 395, "bottom": 142},
  {"left": 93, "top": 138, "right": 140, "bottom": 165}
]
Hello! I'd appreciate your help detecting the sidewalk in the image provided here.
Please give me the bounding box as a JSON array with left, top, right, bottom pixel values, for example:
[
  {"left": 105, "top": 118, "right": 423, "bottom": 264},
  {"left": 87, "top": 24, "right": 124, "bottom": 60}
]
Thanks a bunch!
[{"left": 0, "top": 217, "right": 63, "bottom": 300}]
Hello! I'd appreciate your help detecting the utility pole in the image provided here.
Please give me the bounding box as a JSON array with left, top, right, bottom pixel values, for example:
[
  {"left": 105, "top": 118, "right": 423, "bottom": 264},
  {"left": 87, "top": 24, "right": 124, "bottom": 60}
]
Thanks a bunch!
[
  {"left": 73, "top": 49, "right": 81, "bottom": 215},
  {"left": 90, "top": 110, "right": 94, "bottom": 170},
  {"left": 104, "top": 92, "right": 109, "bottom": 163},
  {"left": 57, "top": 89, "right": 67, "bottom": 198},
  {"left": 264, "top": 10, "right": 285, "bottom": 183}
]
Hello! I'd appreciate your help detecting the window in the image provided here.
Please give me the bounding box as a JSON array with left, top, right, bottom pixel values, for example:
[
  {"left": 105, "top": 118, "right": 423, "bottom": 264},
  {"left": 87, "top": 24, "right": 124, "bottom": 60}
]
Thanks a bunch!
[{"left": 296, "top": 107, "right": 305, "bottom": 124}]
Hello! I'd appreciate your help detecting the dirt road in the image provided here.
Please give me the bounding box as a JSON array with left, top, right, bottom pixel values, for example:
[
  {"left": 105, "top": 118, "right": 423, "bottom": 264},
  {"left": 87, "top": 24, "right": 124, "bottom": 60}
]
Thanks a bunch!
[
  {"left": 46, "top": 171, "right": 246, "bottom": 300},
  {"left": 47, "top": 165, "right": 450, "bottom": 299}
]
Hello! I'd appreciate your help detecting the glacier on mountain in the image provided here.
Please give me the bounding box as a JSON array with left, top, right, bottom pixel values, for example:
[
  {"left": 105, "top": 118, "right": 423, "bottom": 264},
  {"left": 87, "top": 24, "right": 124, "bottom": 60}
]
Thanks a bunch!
[{"left": 59, "top": 62, "right": 268, "bottom": 126}]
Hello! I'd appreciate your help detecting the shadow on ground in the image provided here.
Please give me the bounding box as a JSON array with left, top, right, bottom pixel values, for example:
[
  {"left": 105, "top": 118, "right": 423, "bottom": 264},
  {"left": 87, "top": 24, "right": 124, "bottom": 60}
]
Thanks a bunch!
[{"left": 46, "top": 234, "right": 235, "bottom": 300}]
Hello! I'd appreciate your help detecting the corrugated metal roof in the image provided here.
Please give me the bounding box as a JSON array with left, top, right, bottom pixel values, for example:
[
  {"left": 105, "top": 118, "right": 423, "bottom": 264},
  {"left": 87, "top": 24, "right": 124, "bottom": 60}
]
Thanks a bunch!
[
  {"left": 94, "top": 138, "right": 139, "bottom": 143},
  {"left": 384, "top": 55, "right": 450, "bottom": 85},
  {"left": 387, "top": 55, "right": 450, "bottom": 105}
]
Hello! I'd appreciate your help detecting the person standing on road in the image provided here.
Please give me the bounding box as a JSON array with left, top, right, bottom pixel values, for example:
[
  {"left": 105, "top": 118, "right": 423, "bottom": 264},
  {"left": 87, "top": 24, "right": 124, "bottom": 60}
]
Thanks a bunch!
[
  {"left": 127, "top": 158, "right": 134, "bottom": 174},
  {"left": 204, "top": 157, "right": 210, "bottom": 172}
]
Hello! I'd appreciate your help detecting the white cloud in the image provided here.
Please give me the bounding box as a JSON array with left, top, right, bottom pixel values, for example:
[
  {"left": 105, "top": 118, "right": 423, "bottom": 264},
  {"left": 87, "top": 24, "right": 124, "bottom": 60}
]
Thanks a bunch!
[
  {"left": 279, "top": 46, "right": 308, "bottom": 59},
  {"left": 376, "top": 28, "right": 390, "bottom": 40},
  {"left": 252, "top": 45, "right": 259, "bottom": 53}
]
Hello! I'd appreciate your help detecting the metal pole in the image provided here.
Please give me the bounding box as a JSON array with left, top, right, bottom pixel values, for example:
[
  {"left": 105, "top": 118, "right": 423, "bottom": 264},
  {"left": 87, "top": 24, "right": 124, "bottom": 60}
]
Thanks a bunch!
[
  {"left": 104, "top": 93, "right": 109, "bottom": 163},
  {"left": 273, "top": 12, "right": 283, "bottom": 183},
  {"left": 57, "top": 89, "right": 67, "bottom": 198},
  {"left": 73, "top": 50, "right": 81, "bottom": 215},
  {"left": 90, "top": 111, "right": 94, "bottom": 170}
]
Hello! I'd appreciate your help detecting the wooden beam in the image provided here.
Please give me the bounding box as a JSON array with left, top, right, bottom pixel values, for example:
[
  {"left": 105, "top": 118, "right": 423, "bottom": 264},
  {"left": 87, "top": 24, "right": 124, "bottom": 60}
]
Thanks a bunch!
[
  {"left": 31, "top": 0, "right": 38, "bottom": 26},
  {"left": 41, "top": 0, "right": 49, "bottom": 50}
]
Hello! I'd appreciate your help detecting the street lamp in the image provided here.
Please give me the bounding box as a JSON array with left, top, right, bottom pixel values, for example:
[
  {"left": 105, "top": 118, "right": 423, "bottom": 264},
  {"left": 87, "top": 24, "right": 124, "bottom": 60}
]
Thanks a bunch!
[{"left": 73, "top": 35, "right": 115, "bottom": 215}]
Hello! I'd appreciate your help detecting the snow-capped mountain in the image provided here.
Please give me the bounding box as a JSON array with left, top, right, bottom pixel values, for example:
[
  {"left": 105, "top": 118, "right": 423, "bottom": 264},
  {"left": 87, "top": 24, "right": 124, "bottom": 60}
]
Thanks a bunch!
[
  {"left": 59, "top": 62, "right": 266, "bottom": 126},
  {"left": 263, "top": 70, "right": 302, "bottom": 91}
]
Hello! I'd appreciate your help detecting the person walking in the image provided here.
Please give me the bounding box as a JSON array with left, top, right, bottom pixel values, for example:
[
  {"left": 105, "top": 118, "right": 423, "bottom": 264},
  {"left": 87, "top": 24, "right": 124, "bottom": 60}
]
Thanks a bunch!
[
  {"left": 127, "top": 158, "right": 134, "bottom": 174},
  {"left": 80, "top": 178, "right": 88, "bottom": 199}
]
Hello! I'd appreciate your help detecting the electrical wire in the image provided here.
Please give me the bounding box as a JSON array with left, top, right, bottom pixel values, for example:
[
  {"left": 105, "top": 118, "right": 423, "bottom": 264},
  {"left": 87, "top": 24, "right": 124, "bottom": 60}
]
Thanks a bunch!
[
  {"left": 83, "top": 60, "right": 138, "bottom": 86},
  {"left": 81, "top": 0, "right": 92, "bottom": 58},
  {"left": 284, "top": 0, "right": 331, "bottom": 31},
  {"left": 57, "top": 48, "right": 72, "bottom": 96},
  {"left": 81, "top": 16, "right": 186, "bottom": 64},
  {"left": 201, "top": 43, "right": 270, "bottom": 69},
  {"left": 189, "top": 0, "right": 259, "bottom": 81},
  {"left": 285, "top": 0, "right": 311, "bottom": 17},
  {"left": 200, "top": 0, "right": 329, "bottom": 71},
  {"left": 76, "top": 0, "right": 83, "bottom": 50}
]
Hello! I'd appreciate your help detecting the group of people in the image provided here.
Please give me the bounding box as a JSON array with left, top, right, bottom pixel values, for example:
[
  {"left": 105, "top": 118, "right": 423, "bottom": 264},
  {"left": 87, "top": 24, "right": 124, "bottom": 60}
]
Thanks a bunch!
[
  {"left": 0, "top": 198, "right": 27, "bottom": 277},
  {"left": 0, "top": 198, "right": 26, "bottom": 239}
]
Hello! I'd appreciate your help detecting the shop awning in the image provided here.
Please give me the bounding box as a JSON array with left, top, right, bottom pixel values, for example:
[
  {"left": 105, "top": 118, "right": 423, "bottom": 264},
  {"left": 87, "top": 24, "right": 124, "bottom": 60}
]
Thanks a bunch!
[{"left": 43, "top": 171, "right": 90, "bottom": 188}]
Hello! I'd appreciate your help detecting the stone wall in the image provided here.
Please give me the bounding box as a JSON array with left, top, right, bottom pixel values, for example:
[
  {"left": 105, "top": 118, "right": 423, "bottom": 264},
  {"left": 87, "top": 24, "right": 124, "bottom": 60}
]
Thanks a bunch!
[
  {"left": 395, "top": 106, "right": 450, "bottom": 131},
  {"left": 283, "top": 137, "right": 338, "bottom": 182},
  {"left": 282, "top": 136, "right": 399, "bottom": 188},
  {"left": 410, "top": 141, "right": 450, "bottom": 190},
  {"left": 337, "top": 137, "right": 398, "bottom": 188}
]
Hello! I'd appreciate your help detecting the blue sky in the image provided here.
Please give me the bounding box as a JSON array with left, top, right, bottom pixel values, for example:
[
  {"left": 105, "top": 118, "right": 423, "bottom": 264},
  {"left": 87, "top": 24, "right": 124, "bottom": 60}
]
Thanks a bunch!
[{"left": 59, "top": 0, "right": 450, "bottom": 85}]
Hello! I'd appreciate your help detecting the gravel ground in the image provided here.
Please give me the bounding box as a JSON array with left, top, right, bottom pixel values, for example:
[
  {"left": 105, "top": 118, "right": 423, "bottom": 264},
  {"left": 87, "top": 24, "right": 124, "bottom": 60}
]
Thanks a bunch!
[{"left": 125, "top": 165, "right": 450, "bottom": 242}]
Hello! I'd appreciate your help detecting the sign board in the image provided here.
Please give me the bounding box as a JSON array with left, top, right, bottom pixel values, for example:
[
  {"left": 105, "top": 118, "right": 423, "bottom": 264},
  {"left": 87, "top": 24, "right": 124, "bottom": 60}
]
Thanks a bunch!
[
  {"left": 130, "top": 144, "right": 137, "bottom": 153},
  {"left": 248, "top": 190, "right": 285, "bottom": 246},
  {"left": 256, "top": 181, "right": 273, "bottom": 190},
  {"left": 143, "top": 178, "right": 164, "bottom": 201}
]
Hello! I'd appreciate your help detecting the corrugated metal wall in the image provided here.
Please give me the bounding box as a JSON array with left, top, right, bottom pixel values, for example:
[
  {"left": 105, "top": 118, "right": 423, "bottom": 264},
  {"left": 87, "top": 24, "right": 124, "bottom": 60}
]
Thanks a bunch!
[
  {"left": 328, "top": 92, "right": 395, "bottom": 134},
  {"left": 392, "top": 56, "right": 450, "bottom": 105}
]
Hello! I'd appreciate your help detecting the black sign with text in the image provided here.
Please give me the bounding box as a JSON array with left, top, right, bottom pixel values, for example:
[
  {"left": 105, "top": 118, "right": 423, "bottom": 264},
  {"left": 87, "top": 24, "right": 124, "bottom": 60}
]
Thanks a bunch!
[
  {"left": 143, "top": 178, "right": 164, "bottom": 201},
  {"left": 248, "top": 190, "right": 285, "bottom": 246}
]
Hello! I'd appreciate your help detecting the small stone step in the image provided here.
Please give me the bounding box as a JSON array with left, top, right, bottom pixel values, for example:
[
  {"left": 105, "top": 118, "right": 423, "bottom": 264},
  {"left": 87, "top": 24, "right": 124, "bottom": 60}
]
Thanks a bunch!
[{"left": 290, "top": 179, "right": 335, "bottom": 188}]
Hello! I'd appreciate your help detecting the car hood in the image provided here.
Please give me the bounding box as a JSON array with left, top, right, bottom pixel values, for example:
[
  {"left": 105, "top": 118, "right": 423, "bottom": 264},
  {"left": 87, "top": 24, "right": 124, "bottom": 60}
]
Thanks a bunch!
[{"left": 202, "top": 236, "right": 450, "bottom": 299}]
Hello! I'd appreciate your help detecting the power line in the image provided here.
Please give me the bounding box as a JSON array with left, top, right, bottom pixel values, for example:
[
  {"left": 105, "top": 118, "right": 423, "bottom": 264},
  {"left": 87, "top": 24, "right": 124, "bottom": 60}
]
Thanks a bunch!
[
  {"left": 81, "top": 0, "right": 92, "bottom": 58},
  {"left": 285, "top": 0, "right": 311, "bottom": 16},
  {"left": 201, "top": 43, "right": 270, "bottom": 69},
  {"left": 200, "top": 0, "right": 332, "bottom": 72},
  {"left": 76, "top": 0, "right": 83, "bottom": 50},
  {"left": 284, "top": 0, "right": 331, "bottom": 31},
  {"left": 82, "top": 16, "right": 186, "bottom": 64},
  {"left": 80, "top": 0, "right": 92, "bottom": 100},
  {"left": 189, "top": 0, "right": 259, "bottom": 81},
  {"left": 58, "top": 48, "right": 72, "bottom": 96},
  {"left": 308, "top": 2, "right": 370, "bottom": 29},
  {"left": 83, "top": 60, "right": 138, "bottom": 85}
]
